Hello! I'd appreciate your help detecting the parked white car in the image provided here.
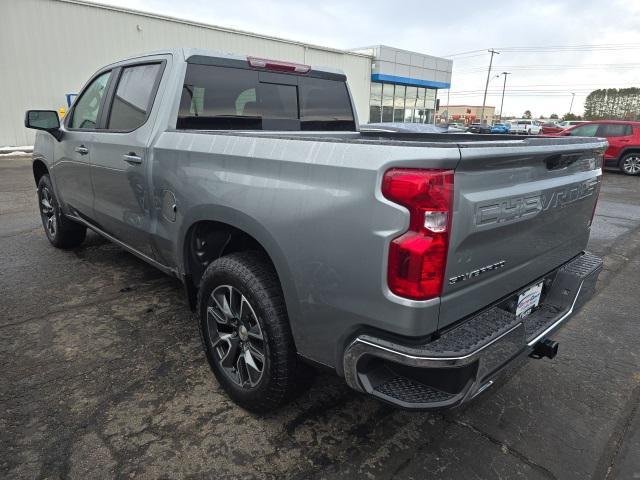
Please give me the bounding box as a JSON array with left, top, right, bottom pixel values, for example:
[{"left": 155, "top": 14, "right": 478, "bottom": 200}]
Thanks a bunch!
[{"left": 509, "top": 119, "right": 542, "bottom": 135}]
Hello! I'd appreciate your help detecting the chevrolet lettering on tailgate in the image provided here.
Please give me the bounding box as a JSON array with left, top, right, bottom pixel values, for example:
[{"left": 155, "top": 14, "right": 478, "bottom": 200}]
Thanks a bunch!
[{"left": 475, "top": 178, "right": 600, "bottom": 227}]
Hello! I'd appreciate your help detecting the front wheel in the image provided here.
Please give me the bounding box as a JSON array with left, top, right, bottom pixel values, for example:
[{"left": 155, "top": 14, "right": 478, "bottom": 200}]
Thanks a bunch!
[
  {"left": 37, "top": 175, "right": 86, "bottom": 248},
  {"left": 197, "top": 251, "right": 305, "bottom": 412},
  {"left": 619, "top": 153, "right": 640, "bottom": 176}
]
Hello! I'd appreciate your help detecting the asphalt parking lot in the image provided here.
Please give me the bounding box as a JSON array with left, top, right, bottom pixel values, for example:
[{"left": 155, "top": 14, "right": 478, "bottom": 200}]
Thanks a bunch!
[{"left": 1, "top": 156, "right": 639, "bottom": 480}]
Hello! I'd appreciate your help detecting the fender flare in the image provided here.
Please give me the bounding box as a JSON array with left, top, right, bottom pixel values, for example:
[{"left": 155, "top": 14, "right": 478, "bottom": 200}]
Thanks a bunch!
[
  {"left": 177, "top": 204, "right": 303, "bottom": 337},
  {"left": 616, "top": 146, "right": 640, "bottom": 163}
]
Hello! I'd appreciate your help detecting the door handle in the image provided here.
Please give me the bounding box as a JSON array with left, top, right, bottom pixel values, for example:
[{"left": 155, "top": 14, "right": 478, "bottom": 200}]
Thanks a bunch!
[
  {"left": 75, "top": 145, "right": 89, "bottom": 155},
  {"left": 123, "top": 153, "right": 142, "bottom": 165}
]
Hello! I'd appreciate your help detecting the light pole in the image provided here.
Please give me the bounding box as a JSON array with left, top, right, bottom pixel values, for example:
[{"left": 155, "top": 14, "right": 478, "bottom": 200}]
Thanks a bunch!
[
  {"left": 569, "top": 92, "right": 576, "bottom": 115},
  {"left": 498, "top": 72, "right": 511, "bottom": 122},
  {"left": 480, "top": 49, "right": 499, "bottom": 125}
]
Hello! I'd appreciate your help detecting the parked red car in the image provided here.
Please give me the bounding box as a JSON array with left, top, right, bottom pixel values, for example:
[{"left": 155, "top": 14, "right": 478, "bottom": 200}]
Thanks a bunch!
[
  {"left": 540, "top": 122, "right": 564, "bottom": 134},
  {"left": 551, "top": 120, "right": 640, "bottom": 175}
]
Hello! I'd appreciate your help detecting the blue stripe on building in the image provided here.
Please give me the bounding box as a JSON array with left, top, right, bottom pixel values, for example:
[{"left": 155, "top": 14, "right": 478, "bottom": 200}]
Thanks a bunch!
[{"left": 371, "top": 73, "right": 450, "bottom": 90}]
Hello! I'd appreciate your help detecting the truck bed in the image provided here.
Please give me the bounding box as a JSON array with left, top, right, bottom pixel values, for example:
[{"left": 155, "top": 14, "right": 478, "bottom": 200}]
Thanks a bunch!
[
  {"left": 166, "top": 128, "right": 604, "bottom": 148},
  {"left": 153, "top": 127, "right": 605, "bottom": 368}
]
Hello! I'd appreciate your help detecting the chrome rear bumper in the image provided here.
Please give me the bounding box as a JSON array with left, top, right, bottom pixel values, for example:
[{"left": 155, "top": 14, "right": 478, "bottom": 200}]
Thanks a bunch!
[{"left": 343, "top": 251, "right": 603, "bottom": 409}]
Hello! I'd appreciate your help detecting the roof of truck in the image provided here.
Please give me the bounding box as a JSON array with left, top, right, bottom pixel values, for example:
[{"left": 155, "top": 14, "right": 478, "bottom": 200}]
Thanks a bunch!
[{"left": 100, "top": 48, "right": 346, "bottom": 77}]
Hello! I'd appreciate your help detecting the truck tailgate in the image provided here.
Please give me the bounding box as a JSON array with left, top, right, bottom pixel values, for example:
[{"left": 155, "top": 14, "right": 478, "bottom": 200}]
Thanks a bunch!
[{"left": 439, "top": 137, "right": 605, "bottom": 329}]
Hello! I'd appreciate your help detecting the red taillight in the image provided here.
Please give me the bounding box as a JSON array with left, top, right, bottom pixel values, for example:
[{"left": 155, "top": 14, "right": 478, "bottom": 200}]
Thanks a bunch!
[
  {"left": 382, "top": 169, "right": 454, "bottom": 300},
  {"left": 247, "top": 56, "right": 311, "bottom": 74}
]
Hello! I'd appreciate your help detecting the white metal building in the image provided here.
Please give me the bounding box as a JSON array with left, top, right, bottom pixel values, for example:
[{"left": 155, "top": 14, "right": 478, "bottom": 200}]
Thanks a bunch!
[{"left": 0, "top": 0, "right": 451, "bottom": 146}]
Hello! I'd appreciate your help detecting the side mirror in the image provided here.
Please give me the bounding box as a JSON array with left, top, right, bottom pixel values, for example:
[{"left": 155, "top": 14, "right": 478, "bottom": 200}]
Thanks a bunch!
[{"left": 24, "top": 110, "right": 62, "bottom": 141}]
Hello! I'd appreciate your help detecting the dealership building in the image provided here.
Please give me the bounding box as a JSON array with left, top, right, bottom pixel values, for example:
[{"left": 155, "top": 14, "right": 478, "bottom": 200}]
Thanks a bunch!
[{"left": 0, "top": 0, "right": 452, "bottom": 146}]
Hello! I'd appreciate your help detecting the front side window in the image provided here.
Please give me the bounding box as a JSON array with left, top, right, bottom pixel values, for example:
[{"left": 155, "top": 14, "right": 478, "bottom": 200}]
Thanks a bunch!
[
  {"left": 569, "top": 124, "right": 599, "bottom": 137},
  {"left": 108, "top": 63, "right": 162, "bottom": 130},
  {"left": 70, "top": 71, "right": 111, "bottom": 129}
]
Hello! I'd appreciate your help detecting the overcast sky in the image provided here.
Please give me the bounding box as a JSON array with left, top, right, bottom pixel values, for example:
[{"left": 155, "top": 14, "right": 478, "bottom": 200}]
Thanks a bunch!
[{"left": 94, "top": 0, "right": 640, "bottom": 118}]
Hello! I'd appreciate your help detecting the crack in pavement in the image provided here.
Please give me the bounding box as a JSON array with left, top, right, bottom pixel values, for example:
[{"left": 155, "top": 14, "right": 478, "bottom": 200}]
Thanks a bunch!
[
  {"left": 0, "top": 280, "right": 177, "bottom": 330},
  {"left": 0, "top": 357, "right": 127, "bottom": 403},
  {"left": 594, "top": 385, "right": 640, "bottom": 480},
  {"left": 447, "top": 418, "right": 559, "bottom": 480}
]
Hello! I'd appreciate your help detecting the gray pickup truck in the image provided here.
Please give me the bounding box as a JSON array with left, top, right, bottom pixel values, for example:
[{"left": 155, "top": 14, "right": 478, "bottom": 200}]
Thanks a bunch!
[{"left": 26, "top": 49, "right": 605, "bottom": 412}]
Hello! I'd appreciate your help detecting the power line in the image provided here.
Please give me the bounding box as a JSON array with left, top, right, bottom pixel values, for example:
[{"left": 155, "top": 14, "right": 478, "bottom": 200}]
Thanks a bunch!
[
  {"left": 442, "top": 42, "right": 640, "bottom": 57},
  {"left": 448, "top": 88, "right": 627, "bottom": 93},
  {"left": 454, "top": 63, "right": 640, "bottom": 74},
  {"left": 450, "top": 93, "right": 590, "bottom": 97},
  {"left": 469, "top": 83, "right": 639, "bottom": 87}
]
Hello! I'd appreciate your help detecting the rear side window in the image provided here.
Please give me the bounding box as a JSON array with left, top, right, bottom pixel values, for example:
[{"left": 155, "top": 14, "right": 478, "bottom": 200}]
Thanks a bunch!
[
  {"left": 177, "top": 64, "right": 355, "bottom": 131},
  {"left": 598, "top": 124, "right": 632, "bottom": 137},
  {"left": 108, "top": 63, "right": 162, "bottom": 130}
]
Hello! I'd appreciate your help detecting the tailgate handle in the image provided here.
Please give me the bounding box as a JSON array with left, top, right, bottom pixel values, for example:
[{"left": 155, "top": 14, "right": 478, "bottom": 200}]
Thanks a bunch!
[{"left": 545, "top": 153, "right": 582, "bottom": 170}]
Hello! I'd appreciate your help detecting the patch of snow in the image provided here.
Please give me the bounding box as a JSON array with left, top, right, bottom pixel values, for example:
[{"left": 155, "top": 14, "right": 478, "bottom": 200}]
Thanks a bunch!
[
  {"left": 0, "top": 151, "right": 32, "bottom": 158},
  {"left": 0, "top": 145, "right": 33, "bottom": 154}
]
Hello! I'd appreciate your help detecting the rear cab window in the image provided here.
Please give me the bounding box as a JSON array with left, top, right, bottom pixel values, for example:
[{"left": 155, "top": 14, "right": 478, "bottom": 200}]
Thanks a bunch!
[{"left": 177, "top": 63, "right": 356, "bottom": 131}]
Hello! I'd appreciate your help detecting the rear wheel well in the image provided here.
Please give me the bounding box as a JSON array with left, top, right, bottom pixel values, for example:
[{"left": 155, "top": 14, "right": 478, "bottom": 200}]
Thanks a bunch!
[
  {"left": 183, "top": 221, "right": 277, "bottom": 308},
  {"left": 619, "top": 149, "right": 640, "bottom": 161},
  {"left": 33, "top": 160, "right": 49, "bottom": 186}
]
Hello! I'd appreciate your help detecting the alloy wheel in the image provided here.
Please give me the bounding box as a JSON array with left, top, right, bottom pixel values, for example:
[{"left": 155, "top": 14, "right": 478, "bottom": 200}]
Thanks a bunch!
[
  {"left": 622, "top": 155, "right": 640, "bottom": 175},
  {"left": 206, "top": 285, "right": 266, "bottom": 388},
  {"left": 39, "top": 186, "right": 57, "bottom": 237}
]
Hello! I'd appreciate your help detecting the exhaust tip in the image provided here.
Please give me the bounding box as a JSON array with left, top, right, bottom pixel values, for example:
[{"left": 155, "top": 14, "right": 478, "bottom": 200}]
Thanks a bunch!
[{"left": 530, "top": 339, "right": 559, "bottom": 360}]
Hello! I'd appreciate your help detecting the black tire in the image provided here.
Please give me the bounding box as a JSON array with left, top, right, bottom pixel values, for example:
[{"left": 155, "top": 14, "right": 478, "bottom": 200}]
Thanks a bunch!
[
  {"left": 37, "top": 175, "right": 86, "bottom": 249},
  {"left": 197, "top": 251, "right": 303, "bottom": 412},
  {"left": 619, "top": 152, "right": 640, "bottom": 176}
]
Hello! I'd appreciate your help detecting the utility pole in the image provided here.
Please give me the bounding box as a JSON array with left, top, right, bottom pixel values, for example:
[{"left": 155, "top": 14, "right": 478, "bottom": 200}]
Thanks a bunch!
[
  {"left": 480, "top": 49, "right": 499, "bottom": 125},
  {"left": 498, "top": 72, "right": 511, "bottom": 121},
  {"left": 569, "top": 92, "right": 576, "bottom": 114}
]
